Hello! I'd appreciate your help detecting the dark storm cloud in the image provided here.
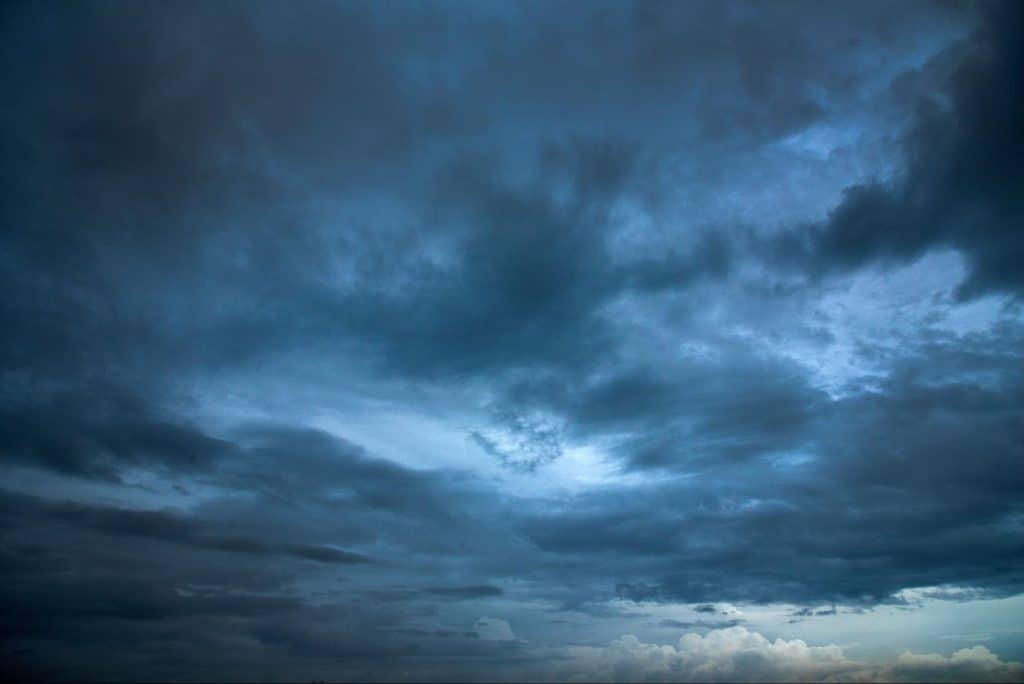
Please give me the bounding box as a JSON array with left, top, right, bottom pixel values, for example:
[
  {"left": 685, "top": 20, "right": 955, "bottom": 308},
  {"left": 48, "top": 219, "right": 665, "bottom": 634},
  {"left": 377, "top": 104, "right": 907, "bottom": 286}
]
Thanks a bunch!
[
  {"left": 0, "top": 424, "right": 528, "bottom": 680},
  {"left": 0, "top": 0, "right": 1021, "bottom": 680},
  {"left": 0, "top": 422, "right": 518, "bottom": 590},
  {"left": 0, "top": 0, "right": 468, "bottom": 386},
  {"left": 0, "top": 382, "right": 233, "bottom": 480},
  {"left": 514, "top": 324, "right": 1024, "bottom": 605},
  {"left": 422, "top": 585, "right": 505, "bottom": 600},
  {"left": 776, "top": 1, "right": 1024, "bottom": 299},
  {"left": 362, "top": 585, "right": 506, "bottom": 603},
  {"left": 463, "top": 335, "right": 829, "bottom": 477},
  {"left": 1, "top": 1, "right": 463, "bottom": 209},
  {"left": 0, "top": 0, "right": 953, "bottom": 385},
  {"left": 35, "top": 495, "right": 372, "bottom": 564},
  {"left": 464, "top": 0, "right": 954, "bottom": 143},
  {"left": 574, "top": 351, "right": 826, "bottom": 470}
]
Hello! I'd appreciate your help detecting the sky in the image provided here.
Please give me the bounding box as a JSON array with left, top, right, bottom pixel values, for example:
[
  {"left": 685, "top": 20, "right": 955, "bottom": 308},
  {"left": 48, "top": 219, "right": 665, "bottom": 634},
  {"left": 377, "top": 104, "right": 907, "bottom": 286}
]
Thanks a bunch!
[{"left": 1, "top": 1, "right": 1023, "bottom": 681}]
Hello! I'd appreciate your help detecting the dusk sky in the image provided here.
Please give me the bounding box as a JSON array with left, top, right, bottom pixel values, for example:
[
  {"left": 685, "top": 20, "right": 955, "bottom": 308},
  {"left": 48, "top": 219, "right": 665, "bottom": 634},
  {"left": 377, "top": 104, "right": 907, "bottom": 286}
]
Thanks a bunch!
[{"left": 1, "top": 1, "right": 1023, "bottom": 681}]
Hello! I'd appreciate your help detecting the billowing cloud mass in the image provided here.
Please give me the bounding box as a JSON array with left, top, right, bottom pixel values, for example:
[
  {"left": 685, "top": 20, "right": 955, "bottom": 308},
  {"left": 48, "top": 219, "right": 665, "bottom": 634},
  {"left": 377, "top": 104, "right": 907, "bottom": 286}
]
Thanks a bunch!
[
  {"left": 1, "top": 0, "right": 1022, "bottom": 681},
  {"left": 561, "top": 627, "right": 1024, "bottom": 683}
]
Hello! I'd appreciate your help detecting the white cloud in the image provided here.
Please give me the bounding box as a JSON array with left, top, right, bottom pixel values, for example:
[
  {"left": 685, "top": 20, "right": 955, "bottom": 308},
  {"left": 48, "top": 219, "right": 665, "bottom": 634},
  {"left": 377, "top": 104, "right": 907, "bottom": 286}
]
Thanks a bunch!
[
  {"left": 557, "top": 626, "right": 1023, "bottom": 683},
  {"left": 892, "top": 645, "right": 1024, "bottom": 683}
]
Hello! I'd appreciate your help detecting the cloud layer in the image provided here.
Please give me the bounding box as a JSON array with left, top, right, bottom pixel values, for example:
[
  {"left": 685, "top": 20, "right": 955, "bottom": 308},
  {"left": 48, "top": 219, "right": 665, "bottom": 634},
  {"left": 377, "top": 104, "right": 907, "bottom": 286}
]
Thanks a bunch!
[
  {"left": 561, "top": 627, "right": 1024, "bottom": 683},
  {"left": 1, "top": 0, "right": 1021, "bottom": 680}
]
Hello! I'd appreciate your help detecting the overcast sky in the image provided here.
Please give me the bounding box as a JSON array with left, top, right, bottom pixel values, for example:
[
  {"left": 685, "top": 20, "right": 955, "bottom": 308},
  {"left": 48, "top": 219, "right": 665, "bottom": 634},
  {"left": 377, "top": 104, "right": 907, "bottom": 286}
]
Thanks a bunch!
[{"left": 1, "top": 1, "right": 1023, "bottom": 681}]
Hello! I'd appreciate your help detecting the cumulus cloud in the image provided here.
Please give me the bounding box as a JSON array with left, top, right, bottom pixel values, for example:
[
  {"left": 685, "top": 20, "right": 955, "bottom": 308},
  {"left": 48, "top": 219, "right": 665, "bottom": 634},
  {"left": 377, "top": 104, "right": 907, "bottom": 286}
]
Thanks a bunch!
[
  {"left": 563, "top": 627, "right": 856, "bottom": 682},
  {"left": 892, "top": 646, "right": 1024, "bottom": 683},
  {"left": 560, "top": 627, "right": 1024, "bottom": 683}
]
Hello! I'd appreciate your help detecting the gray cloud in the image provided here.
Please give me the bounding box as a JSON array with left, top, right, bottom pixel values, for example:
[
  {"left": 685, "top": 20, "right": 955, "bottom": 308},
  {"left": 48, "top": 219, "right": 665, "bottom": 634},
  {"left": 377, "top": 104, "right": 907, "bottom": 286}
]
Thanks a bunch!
[
  {"left": 773, "top": 2, "right": 1024, "bottom": 299},
  {"left": 0, "top": 0, "right": 1020, "bottom": 680}
]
